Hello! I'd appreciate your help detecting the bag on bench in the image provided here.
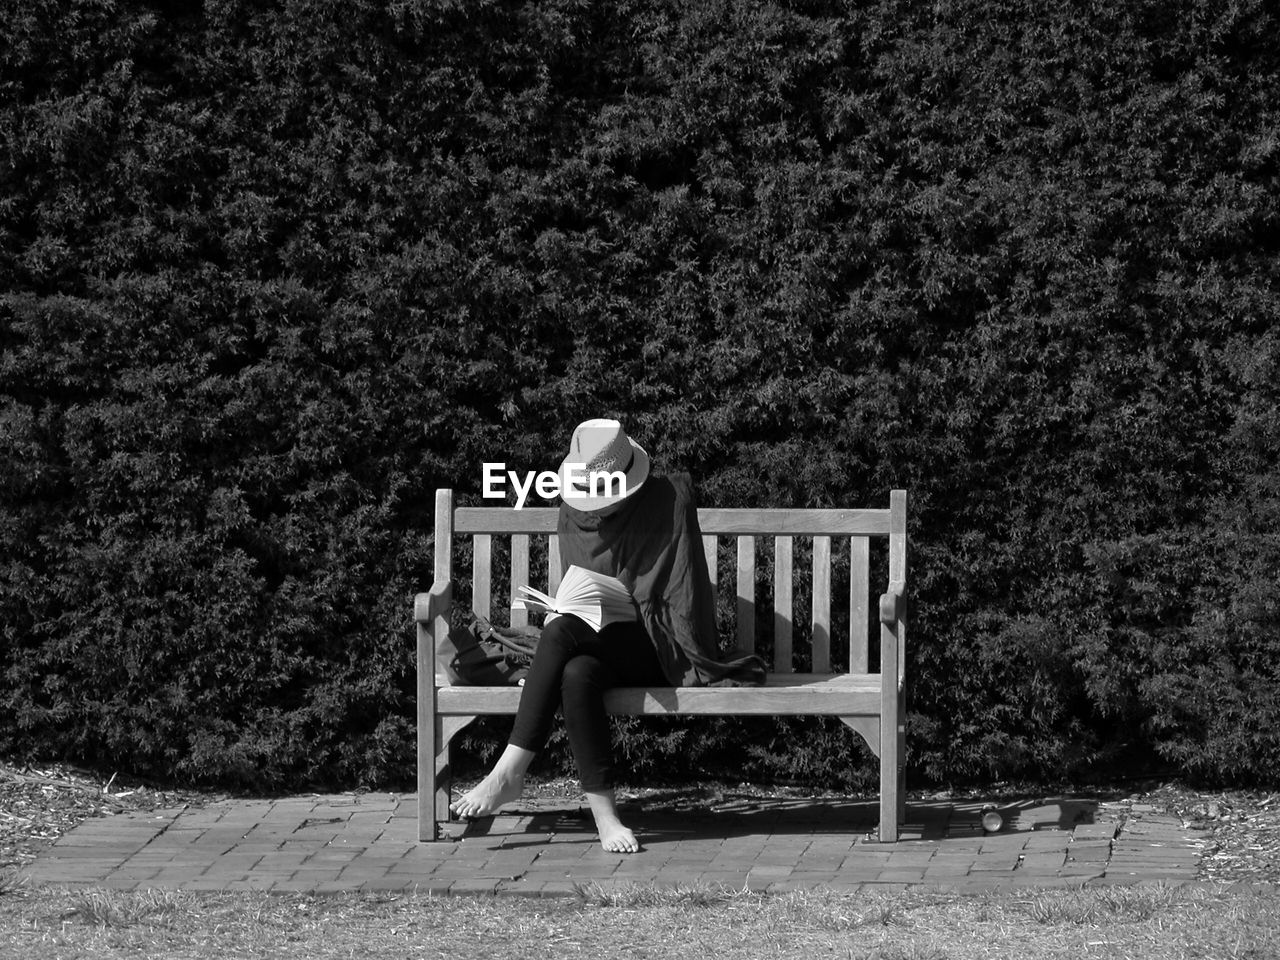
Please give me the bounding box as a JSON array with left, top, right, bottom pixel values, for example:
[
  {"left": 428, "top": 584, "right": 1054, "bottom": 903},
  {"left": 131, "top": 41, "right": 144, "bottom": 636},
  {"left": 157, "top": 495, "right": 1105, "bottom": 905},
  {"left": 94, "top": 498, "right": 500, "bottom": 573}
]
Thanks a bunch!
[{"left": 446, "top": 615, "right": 541, "bottom": 686}]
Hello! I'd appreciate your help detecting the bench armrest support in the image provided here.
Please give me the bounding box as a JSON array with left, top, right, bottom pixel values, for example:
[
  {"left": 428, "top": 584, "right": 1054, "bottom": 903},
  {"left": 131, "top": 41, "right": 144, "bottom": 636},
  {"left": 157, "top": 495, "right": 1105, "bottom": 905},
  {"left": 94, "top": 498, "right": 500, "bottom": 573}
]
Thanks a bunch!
[
  {"left": 414, "top": 580, "right": 453, "bottom": 624},
  {"left": 878, "top": 579, "right": 906, "bottom": 625}
]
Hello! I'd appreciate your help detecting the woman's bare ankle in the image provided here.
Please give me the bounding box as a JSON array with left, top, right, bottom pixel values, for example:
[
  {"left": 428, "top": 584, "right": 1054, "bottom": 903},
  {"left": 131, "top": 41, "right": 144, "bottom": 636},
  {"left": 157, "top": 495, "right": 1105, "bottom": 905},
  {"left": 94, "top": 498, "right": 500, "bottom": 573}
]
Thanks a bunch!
[{"left": 584, "top": 787, "right": 640, "bottom": 853}]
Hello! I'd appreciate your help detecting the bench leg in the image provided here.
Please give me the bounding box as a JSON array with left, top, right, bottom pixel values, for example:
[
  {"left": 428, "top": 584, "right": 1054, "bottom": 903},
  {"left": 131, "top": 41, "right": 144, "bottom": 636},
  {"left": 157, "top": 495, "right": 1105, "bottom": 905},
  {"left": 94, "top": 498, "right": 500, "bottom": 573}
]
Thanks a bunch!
[
  {"left": 434, "top": 716, "right": 475, "bottom": 824},
  {"left": 418, "top": 703, "right": 477, "bottom": 837},
  {"left": 878, "top": 731, "right": 900, "bottom": 842},
  {"left": 879, "top": 621, "right": 902, "bottom": 842},
  {"left": 419, "top": 701, "right": 437, "bottom": 841},
  {"left": 897, "top": 729, "right": 906, "bottom": 829}
]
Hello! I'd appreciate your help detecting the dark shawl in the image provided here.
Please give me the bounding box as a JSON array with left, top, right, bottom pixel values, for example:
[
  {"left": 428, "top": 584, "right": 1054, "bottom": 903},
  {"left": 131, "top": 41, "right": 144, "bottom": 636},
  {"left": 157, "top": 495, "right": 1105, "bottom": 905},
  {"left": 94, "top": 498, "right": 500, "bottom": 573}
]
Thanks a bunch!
[{"left": 557, "top": 473, "right": 767, "bottom": 687}]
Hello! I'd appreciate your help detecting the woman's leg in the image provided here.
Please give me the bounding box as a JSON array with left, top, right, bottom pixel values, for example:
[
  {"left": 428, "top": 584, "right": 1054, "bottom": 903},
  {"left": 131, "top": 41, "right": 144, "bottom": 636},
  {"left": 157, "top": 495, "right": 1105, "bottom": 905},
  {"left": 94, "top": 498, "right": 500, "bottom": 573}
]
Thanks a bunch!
[
  {"left": 451, "top": 615, "right": 600, "bottom": 818},
  {"left": 560, "top": 621, "right": 666, "bottom": 852}
]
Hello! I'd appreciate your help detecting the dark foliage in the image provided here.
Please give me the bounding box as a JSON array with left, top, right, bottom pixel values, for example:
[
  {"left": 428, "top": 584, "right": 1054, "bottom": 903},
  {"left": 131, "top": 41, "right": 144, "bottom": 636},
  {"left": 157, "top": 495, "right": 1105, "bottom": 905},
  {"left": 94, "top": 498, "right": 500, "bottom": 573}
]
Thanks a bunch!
[{"left": 2, "top": 0, "right": 1277, "bottom": 790}]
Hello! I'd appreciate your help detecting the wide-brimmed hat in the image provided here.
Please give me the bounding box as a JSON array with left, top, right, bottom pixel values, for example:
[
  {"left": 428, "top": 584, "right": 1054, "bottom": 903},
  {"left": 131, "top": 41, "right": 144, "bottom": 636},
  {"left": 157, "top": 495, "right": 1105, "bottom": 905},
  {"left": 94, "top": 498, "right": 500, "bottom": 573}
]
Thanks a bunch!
[{"left": 557, "top": 418, "right": 650, "bottom": 511}]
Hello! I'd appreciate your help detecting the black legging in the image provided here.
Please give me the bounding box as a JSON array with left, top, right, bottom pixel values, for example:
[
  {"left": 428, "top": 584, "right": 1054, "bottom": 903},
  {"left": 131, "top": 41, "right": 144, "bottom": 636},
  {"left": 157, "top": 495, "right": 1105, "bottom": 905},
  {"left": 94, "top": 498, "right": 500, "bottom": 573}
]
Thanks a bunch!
[{"left": 508, "top": 613, "right": 666, "bottom": 791}]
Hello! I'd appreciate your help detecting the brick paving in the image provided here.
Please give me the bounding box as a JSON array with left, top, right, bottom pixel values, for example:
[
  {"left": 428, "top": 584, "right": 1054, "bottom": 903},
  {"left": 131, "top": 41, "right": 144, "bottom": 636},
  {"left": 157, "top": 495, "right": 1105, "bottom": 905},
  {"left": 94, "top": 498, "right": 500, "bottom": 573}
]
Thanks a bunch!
[{"left": 18, "top": 791, "right": 1221, "bottom": 897}]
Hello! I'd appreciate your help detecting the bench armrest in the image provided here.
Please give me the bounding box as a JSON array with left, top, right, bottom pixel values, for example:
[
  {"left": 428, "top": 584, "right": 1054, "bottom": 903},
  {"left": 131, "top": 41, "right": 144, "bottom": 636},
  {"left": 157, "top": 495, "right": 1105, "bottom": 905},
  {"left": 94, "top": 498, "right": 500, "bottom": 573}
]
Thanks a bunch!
[
  {"left": 879, "top": 580, "right": 906, "bottom": 625},
  {"left": 414, "top": 580, "right": 453, "bottom": 624}
]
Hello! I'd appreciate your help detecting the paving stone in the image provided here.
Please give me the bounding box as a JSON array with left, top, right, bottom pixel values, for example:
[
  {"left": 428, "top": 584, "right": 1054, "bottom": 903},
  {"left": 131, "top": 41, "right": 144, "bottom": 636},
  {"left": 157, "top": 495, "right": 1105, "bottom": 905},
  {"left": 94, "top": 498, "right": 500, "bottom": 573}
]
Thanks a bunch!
[
  {"left": 342, "top": 856, "right": 410, "bottom": 871},
  {"left": 1072, "top": 823, "right": 1119, "bottom": 840},
  {"left": 786, "top": 870, "right": 841, "bottom": 882},
  {"left": 30, "top": 856, "right": 125, "bottom": 869},
  {"left": 797, "top": 856, "right": 849, "bottom": 871},
  {"left": 837, "top": 865, "right": 898, "bottom": 881},
  {"left": 695, "top": 870, "right": 750, "bottom": 886},
  {"left": 1111, "top": 860, "right": 1198, "bottom": 875},
  {"left": 443, "top": 845, "right": 498, "bottom": 861},
  {"left": 846, "top": 850, "right": 895, "bottom": 864},
  {"left": 285, "top": 869, "right": 347, "bottom": 883},
  {"left": 303, "top": 852, "right": 363, "bottom": 866},
  {"left": 1067, "top": 838, "right": 1112, "bottom": 852},
  {"left": 540, "top": 864, "right": 620, "bottom": 880},
  {"left": 1059, "top": 865, "right": 1108, "bottom": 877},
  {"left": 111, "top": 868, "right": 161, "bottom": 881},
  {"left": 746, "top": 864, "right": 793, "bottom": 878},
  {"left": 24, "top": 865, "right": 113, "bottom": 882},
  {"left": 1021, "top": 832, "right": 1072, "bottom": 850},
  {"left": 923, "top": 863, "right": 971, "bottom": 878},
  {"left": 882, "top": 852, "right": 935, "bottom": 867},
  {"left": 1018, "top": 853, "right": 1066, "bottom": 869},
  {"left": 928, "top": 850, "right": 985, "bottom": 863},
  {"left": 1017, "top": 864, "right": 1066, "bottom": 877},
  {"left": 877, "top": 869, "right": 927, "bottom": 882},
  {"left": 968, "top": 860, "right": 1017, "bottom": 873},
  {"left": 429, "top": 862, "right": 506, "bottom": 878},
  {"left": 149, "top": 867, "right": 210, "bottom": 883},
  {"left": 754, "top": 853, "right": 811, "bottom": 867},
  {"left": 338, "top": 864, "right": 392, "bottom": 882},
  {"left": 979, "top": 836, "right": 1030, "bottom": 853}
]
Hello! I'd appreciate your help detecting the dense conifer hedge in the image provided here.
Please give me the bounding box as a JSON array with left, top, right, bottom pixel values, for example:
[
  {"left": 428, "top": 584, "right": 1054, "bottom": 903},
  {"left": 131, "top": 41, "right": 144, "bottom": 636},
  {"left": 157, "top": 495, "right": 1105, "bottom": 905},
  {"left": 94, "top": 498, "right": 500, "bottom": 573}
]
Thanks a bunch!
[{"left": 3, "top": 0, "right": 1277, "bottom": 790}]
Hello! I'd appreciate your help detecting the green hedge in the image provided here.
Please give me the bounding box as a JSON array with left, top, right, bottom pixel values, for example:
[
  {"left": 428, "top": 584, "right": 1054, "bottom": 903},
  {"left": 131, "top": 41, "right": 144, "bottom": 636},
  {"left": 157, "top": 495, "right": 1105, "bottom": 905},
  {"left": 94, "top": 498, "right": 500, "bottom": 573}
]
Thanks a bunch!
[{"left": 2, "top": 0, "right": 1277, "bottom": 790}]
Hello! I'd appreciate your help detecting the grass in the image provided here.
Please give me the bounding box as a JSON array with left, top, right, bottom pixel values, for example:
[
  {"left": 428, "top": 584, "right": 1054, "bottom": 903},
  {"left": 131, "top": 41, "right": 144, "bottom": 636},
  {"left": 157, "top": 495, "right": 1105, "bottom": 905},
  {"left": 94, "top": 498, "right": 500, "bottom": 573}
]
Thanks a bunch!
[{"left": 0, "top": 882, "right": 1276, "bottom": 960}]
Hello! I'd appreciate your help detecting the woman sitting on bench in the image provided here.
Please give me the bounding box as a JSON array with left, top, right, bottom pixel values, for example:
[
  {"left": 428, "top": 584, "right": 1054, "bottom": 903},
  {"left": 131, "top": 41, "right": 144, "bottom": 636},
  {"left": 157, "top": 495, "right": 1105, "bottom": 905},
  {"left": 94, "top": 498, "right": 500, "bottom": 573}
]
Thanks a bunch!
[{"left": 450, "top": 418, "right": 765, "bottom": 852}]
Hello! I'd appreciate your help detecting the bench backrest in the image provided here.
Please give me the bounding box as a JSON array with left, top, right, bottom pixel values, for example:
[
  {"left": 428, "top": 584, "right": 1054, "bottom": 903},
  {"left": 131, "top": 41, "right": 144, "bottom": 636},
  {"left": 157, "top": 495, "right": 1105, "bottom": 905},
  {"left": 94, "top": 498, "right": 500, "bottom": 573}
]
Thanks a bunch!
[{"left": 433, "top": 488, "right": 906, "bottom": 677}]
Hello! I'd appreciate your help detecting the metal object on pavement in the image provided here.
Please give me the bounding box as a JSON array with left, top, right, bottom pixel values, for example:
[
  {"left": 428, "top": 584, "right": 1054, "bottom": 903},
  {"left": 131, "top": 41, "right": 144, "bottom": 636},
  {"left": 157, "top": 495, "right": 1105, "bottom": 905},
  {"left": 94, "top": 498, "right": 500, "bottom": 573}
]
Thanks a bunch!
[{"left": 981, "top": 804, "right": 1004, "bottom": 833}]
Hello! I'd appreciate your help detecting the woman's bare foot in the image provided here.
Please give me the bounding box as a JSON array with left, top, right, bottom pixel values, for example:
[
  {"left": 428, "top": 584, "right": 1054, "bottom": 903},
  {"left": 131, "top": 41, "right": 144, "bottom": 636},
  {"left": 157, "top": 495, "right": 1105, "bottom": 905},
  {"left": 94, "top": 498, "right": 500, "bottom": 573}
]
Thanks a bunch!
[
  {"left": 450, "top": 744, "right": 535, "bottom": 819},
  {"left": 596, "top": 818, "right": 640, "bottom": 853},
  {"left": 450, "top": 769, "right": 524, "bottom": 819},
  {"left": 586, "top": 788, "right": 641, "bottom": 853}
]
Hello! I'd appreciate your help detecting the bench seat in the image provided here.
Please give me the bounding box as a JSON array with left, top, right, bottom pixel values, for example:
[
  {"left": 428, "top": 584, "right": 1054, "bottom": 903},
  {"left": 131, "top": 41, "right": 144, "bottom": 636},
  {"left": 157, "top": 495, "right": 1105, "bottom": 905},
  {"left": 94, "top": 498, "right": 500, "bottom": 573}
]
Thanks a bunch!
[{"left": 437, "top": 673, "right": 883, "bottom": 717}]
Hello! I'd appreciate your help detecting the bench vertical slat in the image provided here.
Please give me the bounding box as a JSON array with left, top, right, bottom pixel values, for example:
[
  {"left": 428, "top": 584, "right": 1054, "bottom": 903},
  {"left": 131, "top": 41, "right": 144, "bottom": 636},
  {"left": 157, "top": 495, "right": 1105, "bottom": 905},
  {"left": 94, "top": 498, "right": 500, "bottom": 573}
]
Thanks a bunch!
[
  {"left": 702, "top": 535, "right": 718, "bottom": 594},
  {"left": 472, "top": 534, "right": 491, "bottom": 619},
  {"left": 850, "top": 536, "right": 869, "bottom": 673},
  {"left": 773, "top": 536, "right": 793, "bottom": 673},
  {"left": 548, "top": 534, "right": 562, "bottom": 595},
  {"left": 736, "top": 536, "right": 755, "bottom": 656},
  {"left": 509, "top": 534, "right": 530, "bottom": 627},
  {"left": 811, "top": 535, "right": 831, "bottom": 673}
]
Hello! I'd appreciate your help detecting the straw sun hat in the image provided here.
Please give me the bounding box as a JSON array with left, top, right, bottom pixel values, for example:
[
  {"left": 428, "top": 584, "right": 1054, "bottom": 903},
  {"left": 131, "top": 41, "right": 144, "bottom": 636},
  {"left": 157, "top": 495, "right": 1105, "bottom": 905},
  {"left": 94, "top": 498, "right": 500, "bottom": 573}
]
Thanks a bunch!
[{"left": 556, "top": 418, "right": 650, "bottom": 511}]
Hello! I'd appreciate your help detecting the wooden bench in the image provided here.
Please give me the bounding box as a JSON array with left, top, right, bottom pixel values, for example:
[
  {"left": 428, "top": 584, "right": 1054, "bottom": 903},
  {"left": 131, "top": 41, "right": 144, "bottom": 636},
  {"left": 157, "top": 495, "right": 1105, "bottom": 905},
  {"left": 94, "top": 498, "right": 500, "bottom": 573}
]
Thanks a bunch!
[{"left": 414, "top": 488, "right": 908, "bottom": 842}]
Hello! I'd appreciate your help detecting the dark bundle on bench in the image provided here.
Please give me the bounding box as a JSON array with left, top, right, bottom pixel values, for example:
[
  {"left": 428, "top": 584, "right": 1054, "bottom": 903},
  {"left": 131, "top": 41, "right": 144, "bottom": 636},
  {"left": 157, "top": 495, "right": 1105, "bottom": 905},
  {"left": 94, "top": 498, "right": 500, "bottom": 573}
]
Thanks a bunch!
[{"left": 414, "top": 489, "right": 907, "bottom": 841}]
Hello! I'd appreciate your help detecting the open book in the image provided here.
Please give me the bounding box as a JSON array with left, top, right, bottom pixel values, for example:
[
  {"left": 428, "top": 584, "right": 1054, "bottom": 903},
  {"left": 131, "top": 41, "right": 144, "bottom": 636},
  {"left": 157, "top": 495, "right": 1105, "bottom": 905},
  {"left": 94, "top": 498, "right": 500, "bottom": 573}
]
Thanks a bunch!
[{"left": 514, "top": 565, "right": 636, "bottom": 632}]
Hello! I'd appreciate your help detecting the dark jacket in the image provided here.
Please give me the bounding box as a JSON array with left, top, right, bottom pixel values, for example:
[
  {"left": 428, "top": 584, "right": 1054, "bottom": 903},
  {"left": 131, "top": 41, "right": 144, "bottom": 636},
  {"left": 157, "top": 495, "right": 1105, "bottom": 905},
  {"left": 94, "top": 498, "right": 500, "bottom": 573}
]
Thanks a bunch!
[{"left": 557, "top": 473, "right": 767, "bottom": 687}]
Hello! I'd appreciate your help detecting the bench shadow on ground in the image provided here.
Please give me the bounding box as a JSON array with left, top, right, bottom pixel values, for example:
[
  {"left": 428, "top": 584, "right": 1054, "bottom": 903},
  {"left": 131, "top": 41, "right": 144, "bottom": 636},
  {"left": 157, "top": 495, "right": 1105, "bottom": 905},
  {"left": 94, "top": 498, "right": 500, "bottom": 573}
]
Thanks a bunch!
[{"left": 465, "top": 787, "right": 1120, "bottom": 848}]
